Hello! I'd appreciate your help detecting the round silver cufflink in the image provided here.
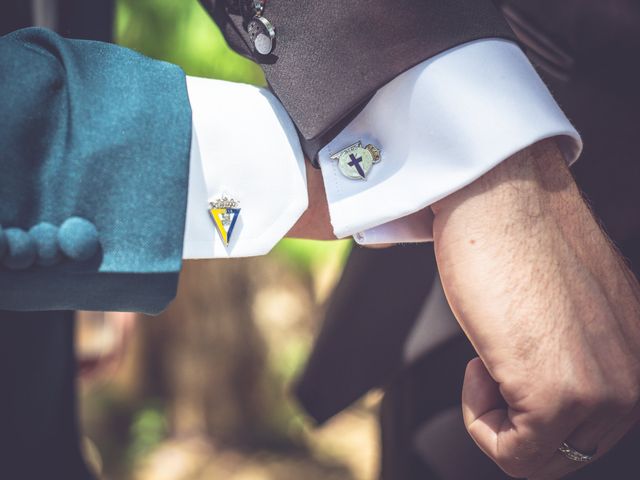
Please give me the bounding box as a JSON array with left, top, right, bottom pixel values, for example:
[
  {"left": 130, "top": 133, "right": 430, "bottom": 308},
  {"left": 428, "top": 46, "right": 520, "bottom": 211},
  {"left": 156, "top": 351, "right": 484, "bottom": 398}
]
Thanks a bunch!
[{"left": 247, "top": 15, "right": 276, "bottom": 55}]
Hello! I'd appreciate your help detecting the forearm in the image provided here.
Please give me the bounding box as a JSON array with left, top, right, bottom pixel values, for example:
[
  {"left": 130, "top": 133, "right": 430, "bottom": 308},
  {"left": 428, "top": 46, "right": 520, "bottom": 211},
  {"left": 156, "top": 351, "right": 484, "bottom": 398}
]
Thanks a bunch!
[
  {"left": 432, "top": 139, "right": 586, "bottom": 248},
  {"left": 431, "top": 139, "right": 639, "bottom": 337},
  {"left": 431, "top": 138, "right": 640, "bottom": 478}
]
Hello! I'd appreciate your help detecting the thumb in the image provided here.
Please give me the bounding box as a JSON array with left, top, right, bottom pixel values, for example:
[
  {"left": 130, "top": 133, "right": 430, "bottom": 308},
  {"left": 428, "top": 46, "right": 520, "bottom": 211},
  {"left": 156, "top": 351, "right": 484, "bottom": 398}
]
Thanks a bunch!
[{"left": 461, "top": 357, "right": 509, "bottom": 460}]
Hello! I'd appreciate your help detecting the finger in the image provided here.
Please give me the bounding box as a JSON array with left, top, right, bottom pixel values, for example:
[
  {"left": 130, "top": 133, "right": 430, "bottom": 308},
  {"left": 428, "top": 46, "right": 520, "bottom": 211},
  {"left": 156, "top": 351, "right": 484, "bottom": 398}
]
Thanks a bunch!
[
  {"left": 564, "top": 421, "right": 607, "bottom": 458},
  {"left": 531, "top": 409, "right": 640, "bottom": 479},
  {"left": 536, "top": 388, "right": 640, "bottom": 479},
  {"left": 529, "top": 427, "right": 599, "bottom": 480}
]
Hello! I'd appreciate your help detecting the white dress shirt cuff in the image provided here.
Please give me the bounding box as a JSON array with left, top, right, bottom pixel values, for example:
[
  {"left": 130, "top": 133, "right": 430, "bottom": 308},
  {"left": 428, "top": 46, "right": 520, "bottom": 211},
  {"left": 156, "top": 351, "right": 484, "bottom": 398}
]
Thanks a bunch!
[
  {"left": 182, "top": 76, "right": 308, "bottom": 258},
  {"left": 317, "top": 39, "right": 582, "bottom": 243}
]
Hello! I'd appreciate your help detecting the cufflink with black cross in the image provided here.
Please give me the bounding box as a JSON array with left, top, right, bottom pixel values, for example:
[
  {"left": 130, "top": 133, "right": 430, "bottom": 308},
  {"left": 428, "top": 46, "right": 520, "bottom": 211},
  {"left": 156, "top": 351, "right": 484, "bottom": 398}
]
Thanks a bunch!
[{"left": 330, "top": 141, "right": 382, "bottom": 180}]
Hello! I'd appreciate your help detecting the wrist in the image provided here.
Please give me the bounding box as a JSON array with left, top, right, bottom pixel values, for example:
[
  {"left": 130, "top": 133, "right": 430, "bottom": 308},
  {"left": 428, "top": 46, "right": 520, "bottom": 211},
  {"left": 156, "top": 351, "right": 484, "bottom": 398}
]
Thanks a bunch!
[{"left": 286, "top": 160, "right": 335, "bottom": 240}]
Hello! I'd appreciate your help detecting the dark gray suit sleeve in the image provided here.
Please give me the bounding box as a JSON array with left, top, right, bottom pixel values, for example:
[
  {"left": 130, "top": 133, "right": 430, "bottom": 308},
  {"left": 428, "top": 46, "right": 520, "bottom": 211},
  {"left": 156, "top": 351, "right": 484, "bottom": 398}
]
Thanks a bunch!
[{"left": 199, "top": 0, "right": 514, "bottom": 161}]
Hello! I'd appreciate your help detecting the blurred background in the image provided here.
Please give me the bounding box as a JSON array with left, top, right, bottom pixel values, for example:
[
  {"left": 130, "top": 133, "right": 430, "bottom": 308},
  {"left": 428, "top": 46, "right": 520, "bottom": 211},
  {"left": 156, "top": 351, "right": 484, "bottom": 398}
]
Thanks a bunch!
[{"left": 75, "top": 1, "right": 380, "bottom": 479}]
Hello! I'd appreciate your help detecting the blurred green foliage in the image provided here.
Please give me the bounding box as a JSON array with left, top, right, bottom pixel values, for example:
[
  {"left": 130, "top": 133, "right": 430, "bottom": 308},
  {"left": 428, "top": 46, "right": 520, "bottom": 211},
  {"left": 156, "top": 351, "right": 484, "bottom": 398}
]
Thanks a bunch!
[
  {"left": 127, "top": 403, "right": 168, "bottom": 463},
  {"left": 273, "top": 238, "right": 351, "bottom": 274},
  {"left": 116, "top": 0, "right": 264, "bottom": 84}
]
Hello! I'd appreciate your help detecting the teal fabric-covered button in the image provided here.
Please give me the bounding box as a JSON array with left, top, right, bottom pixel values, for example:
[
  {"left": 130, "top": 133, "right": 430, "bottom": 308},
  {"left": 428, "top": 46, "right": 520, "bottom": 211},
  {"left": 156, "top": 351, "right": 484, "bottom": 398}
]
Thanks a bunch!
[
  {"left": 0, "top": 226, "right": 6, "bottom": 259},
  {"left": 58, "top": 217, "right": 99, "bottom": 261},
  {"left": 29, "top": 222, "right": 62, "bottom": 266},
  {"left": 2, "top": 228, "right": 37, "bottom": 270}
]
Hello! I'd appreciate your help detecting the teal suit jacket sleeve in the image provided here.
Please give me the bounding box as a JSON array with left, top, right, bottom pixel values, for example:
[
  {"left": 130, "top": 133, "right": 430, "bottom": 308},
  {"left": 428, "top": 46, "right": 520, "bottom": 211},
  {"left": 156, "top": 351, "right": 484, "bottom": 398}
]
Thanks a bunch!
[{"left": 0, "top": 28, "right": 192, "bottom": 315}]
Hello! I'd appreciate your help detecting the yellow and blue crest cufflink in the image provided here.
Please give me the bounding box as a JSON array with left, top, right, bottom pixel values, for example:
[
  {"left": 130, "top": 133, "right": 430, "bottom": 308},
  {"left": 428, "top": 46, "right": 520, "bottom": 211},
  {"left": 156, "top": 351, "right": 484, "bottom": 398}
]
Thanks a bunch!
[
  {"left": 209, "top": 195, "right": 241, "bottom": 246},
  {"left": 330, "top": 141, "right": 381, "bottom": 180}
]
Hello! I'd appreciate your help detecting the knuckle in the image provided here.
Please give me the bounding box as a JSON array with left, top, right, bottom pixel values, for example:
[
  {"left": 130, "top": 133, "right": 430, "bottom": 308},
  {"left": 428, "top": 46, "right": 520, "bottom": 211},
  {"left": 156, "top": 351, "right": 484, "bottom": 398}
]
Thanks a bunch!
[
  {"left": 607, "top": 386, "right": 640, "bottom": 414},
  {"left": 563, "top": 385, "right": 602, "bottom": 413},
  {"left": 577, "top": 390, "right": 604, "bottom": 412},
  {"left": 562, "top": 380, "right": 639, "bottom": 416}
]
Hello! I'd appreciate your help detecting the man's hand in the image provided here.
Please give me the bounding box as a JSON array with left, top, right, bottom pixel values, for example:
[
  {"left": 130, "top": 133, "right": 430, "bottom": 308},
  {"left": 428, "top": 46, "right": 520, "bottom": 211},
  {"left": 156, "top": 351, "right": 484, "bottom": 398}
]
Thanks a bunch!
[{"left": 431, "top": 139, "right": 640, "bottom": 479}]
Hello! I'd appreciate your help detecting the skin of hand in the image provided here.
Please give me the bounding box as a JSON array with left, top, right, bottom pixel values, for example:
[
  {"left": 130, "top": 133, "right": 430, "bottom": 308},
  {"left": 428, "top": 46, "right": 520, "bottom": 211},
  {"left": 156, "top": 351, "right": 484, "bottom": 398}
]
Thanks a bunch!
[
  {"left": 431, "top": 139, "right": 640, "bottom": 479},
  {"left": 286, "top": 161, "right": 392, "bottom": 247},
  {"left": 286, "top": 161, "right": 336, "bottom": 240}
]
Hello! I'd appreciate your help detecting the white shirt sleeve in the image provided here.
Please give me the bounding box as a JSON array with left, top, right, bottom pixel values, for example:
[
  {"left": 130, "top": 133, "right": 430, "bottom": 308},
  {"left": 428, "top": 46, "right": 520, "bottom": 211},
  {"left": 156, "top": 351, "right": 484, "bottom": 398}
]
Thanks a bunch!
[
  {"left": 182, "top": 76, "right": 308, "bottom": 259},
  {"left": 317, "top": 38, "right": 583, "bottom": 244}
]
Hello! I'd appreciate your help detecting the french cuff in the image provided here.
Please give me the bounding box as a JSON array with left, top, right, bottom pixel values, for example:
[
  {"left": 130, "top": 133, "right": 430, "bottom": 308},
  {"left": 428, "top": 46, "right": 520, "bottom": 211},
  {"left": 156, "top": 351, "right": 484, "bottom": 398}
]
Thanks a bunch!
[
  {"left": 182, "top": 76, "right": 308, "bottom": 258},
  {"left": 318, "top": 38, "right": 583, "bottom": 243}
]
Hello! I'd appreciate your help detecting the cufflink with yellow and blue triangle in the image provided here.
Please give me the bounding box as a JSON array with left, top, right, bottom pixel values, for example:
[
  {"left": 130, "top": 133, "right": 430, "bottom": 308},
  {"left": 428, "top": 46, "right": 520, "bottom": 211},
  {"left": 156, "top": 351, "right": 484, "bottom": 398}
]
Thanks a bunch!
[{"left": 209, "top": 195, "right": 241, "bottom": 246}]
